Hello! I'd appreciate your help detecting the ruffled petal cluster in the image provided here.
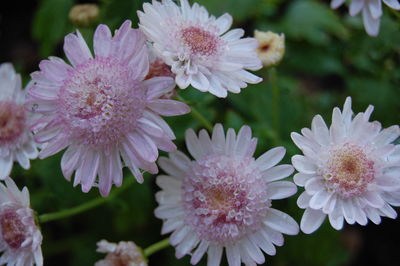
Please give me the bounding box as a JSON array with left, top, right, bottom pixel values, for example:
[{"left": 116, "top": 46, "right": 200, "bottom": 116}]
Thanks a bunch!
[
  {"left": 292, "top": 97, "right": 400, "bottom": 234},
  {"left": 138, "top": 0, "right": 262, "bottom": 97},
  {"left": 26, "top": 20, "right": 190, "bottom": 196},
  {"left": 155, "top": 124, "right": 298, "bottom": 265},
  {"left": 0, "top": 63, "right": 38, "bottom": 179}
]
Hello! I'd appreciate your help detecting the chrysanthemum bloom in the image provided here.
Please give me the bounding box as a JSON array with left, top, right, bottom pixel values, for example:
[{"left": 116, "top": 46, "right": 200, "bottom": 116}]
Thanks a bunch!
[
  {"left": 138, "top": 0, "right": 262, "bottom": 98},
  {"left": 0, "top": 177, "right": 43, "bottom": 265},
  {"left": 291, "top": 97, "right": 400, "bottom": 234},
  {"left": 0, "top": 63, "right": 38, "bottom": 179},
  {"left": 330, "top": 0, "right": 400, "bottom": 36},
  {"left": 155, "top": 124, "right": 299, "bottom": 265},
  {"left": 26, "top": 20, "right": 190, "bottom": 196},
  {"left": 254, "top": 30, "right": 285, "bottom": 67},
  {"left": 95, "top": 240, "right": 147, "bottom": 266}
]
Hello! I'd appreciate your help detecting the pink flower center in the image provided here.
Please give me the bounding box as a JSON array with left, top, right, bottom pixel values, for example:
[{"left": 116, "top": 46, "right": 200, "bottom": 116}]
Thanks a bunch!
[
  {"left": 324, "top": 143, "right": 375, "bottom": 198},
  {"left": 58, "top": 57, "right": 146, "bottom": 147},
  {"left": 181, "top": 26, "right": 220, "bottom": 56},
  {"left": 0, "top": 209, "right": 27, "bottom": 249},
  {"left": 182, "top": 155, "right": 269, "bottom": 244},
  {"left": 0, "top": 101, "right": 26, "bottom": 145}
]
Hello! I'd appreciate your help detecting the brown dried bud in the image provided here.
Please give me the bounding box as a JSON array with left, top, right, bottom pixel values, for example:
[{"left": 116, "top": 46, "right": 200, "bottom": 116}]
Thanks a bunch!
[{"left": 69, "top": 4, "right": 99, "bottom": 27}]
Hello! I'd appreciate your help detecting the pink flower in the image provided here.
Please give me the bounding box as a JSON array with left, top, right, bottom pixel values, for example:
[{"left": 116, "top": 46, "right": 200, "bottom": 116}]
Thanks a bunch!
[
  {"left": 155, "top": 124, "right": 298, "bottom": 265},
  {"left": 292, "top": 97, "right": 400, "bottom": 234},
  {"left": 138, "top": 0, "right": 262, "bottom": 98},
  {"left": 26, "top": 20, "right": 190, "bottom": 196},
  {"left": 95, "top": 240, "right": 147, "bottom": 266},
  {"left": 0, "top": 178, "right": 43, "bottom": 266},
  {"left": 0, "top": 63, "right": 38, "bottom": 179}
]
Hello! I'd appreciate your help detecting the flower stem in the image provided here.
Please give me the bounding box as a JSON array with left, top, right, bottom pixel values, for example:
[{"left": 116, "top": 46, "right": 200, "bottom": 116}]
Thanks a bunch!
[
  {"left": 38, "top": 177, "right": 135, "bottom": 223},
  {"left": 269, "top": 67, "right": 280, "bottom": 143},
  {"left": 176, "top": 94, "right": 213, "bottom": 131},
  {"left": 144, "top": 238, "right": 170, "bottom": 257}
]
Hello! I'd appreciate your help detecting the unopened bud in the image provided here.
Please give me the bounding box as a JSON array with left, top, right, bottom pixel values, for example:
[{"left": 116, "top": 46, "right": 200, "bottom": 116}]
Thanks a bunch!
[
  {"left": 254, "top": 30, "right": 285, "bottom": 67},
  {"left": 69, "top": 4, "right": 99, "bottom": 27}
]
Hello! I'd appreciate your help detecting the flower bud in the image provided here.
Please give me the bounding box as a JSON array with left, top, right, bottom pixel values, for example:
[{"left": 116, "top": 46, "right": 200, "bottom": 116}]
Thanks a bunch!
[
  {"left": 69, "top": 4, "right": 99, "bottom": 27},
  {"left": 254, "top": 30, "right": 285, "bottom": 67}
]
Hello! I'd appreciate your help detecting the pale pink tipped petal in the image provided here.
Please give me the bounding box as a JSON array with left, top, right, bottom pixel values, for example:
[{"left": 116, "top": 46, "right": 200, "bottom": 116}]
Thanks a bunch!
[
  {"left": 185, "top": 129, "right": 207, "bottom": 160},
  {"left": 266, "top": 181, "right": 297, "bottom": 199},
  {"left": 79, "top": 150, "right": 100, "bottom": 192},
  {"left": 126, "top": 133, "right": 158, "bottom": 163},
  {"left": 61, "top": 146, "right": 81, "bottom": 181},
  {"left": 328, "top": 214, "right": 344, "bottom": 230},
  {"left": 143, "top": 111, "right": 176, "bottom": 139},
  {"left": 0, "top": 156, "right": 13, "bottom": 180},
  {"left": 297, "top": 191, "right": 311, "bottom": 209},
  {"left": 243, "top": 237, "right": 265, "bottom": 264},
  {"left": 311, "top": 115, "right": 330, "bottom": 146},
  {"left": 190, "top": 241, "right": 209, "bottom": 265},
  {"left": 292, "top": 155, "right": 317, "bottom": 174},
  {"left": 262, "top": 165, "right": 294, "bottom": 182},
  {"left": 349, "top": 0, "right": 365, "bottom": 16},
  {"left": 147, "top": 99, "right": 190, "bottom": 116},
  {"left": 256, "top": 147, "right": 285, "bottom": 171},
  {"left": 331, "top": 0, "right": 346, "bottom": 8},
  {"left": 225, "top": 244, "right": 241, "bottom": 266},
  {"left": 362, "top": 7, "right": 380, "bottom": 37},
  {"left": 94, "top": 24, "right": 112, "bottom": 57},
  {"left": 234, "top": 125, "right": 252, "bottom": 156},
  {"left": 300, "top": 208, "right": 326, "bottom": 234},
  {"left": 144, "top": 77, "right": 175, "bottom": 99},
  {"left": 214, "top": 13, "right": 233, "bottom": 34},
  {"left": 38, "top": 57, "right": 72, "bottom": 82},
  {"left": 207, "top": 245, "right": 223, "bottom": 266},
  {"left": 264, "top": 208, "right": 299, "bottom": 235},
  {"left": 64, "top": 30, "right": 92, "bottom": 66},
  {"left": 368, "top": 0, "right": 382, "bottom": 19},
  {"left": 309, "top": 190, "right": 332, "bottom": 210},
  {"left": 38, "top": 134, "right": 69, "bottom": 159},
  {"left": 384, "top": 0, "right": 400, "bottom": 9}
]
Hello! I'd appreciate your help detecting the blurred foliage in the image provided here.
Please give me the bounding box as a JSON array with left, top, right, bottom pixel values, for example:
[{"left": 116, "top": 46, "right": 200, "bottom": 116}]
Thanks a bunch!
[{"left": 7, "top": 0, "right": 399, "bottom": 265}]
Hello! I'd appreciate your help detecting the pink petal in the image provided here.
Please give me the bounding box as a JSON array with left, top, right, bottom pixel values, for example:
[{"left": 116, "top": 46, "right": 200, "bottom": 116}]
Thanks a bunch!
[
  {"left": 64, "top": 30, "right": 92, "bottom": 66},
  {"left": 147, "top": 99, "right": 190, "bottom": 116}
]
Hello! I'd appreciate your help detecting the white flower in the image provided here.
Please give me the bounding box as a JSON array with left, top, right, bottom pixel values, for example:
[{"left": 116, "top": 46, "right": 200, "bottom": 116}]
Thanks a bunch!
[
  {"left": 0, "top": 178, "right": 43, "bottom": 265},
  {"left": 291, "top": 97, "right": 400, "bottom": 234},
  {"left": 155, "top": 124, "right": 299, "bottom": 265},
  {"left": 0, "top": 63, "right": 38, "bottom": 179},
  {"left": 331, "top": 0, "right": 400, "bottom": 36},
  {"left": 95, "top": 240, "right": 147, "bottom": 266},
  {"left": 138, "top": 0, "right": 262, "bottom": 98}
]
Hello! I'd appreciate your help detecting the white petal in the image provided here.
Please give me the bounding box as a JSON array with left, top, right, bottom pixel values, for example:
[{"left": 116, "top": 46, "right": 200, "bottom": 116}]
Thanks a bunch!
[
  {"left": 292, "top": 155, "right": 317, "bottom": 174},
  {"left": 264, "top": 208, "right": 299, "bottom": 235},
  {"left": 256, "top": 147, "right": 285, "bottom": 171},
  {"left": 266, "top": 181, "right": 297, "bottom": 199},
  {"left": 300, "top": 208, "right": 326, "bottom": 234}
]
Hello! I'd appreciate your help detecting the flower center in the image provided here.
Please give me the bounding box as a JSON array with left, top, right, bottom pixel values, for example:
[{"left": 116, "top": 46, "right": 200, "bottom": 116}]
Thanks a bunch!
[
  {"left": 182, "top": 155, "right": 269, "bottom": 244},
  {"left": 324, "top": 143, "right": 375, "bottom": 198},
  {"left": 180, "top": 26, "right": 219, "bottom": 56},
  {"left": 0, "top": 101, "right": 26, "bottom": 145},
  {"left": 59, "top": 57, "right": 146, "bottom": 147},
  {"left": 0, "top": 209, "right": 27, "bottom": 249}
]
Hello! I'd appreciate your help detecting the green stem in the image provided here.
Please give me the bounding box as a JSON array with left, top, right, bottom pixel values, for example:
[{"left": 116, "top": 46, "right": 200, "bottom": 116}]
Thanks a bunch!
[
  {"left": 269, "top": 67, "right": 280, "bottom": 143},
  {"left": 176, "top": 94, "right": 213, "bottom": 131},
  {"left": 38, "top": 177, "right": 135, "bottom": 223},
  {"left": 144, "top": 238, "right": 170, "bottom": 257}
]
